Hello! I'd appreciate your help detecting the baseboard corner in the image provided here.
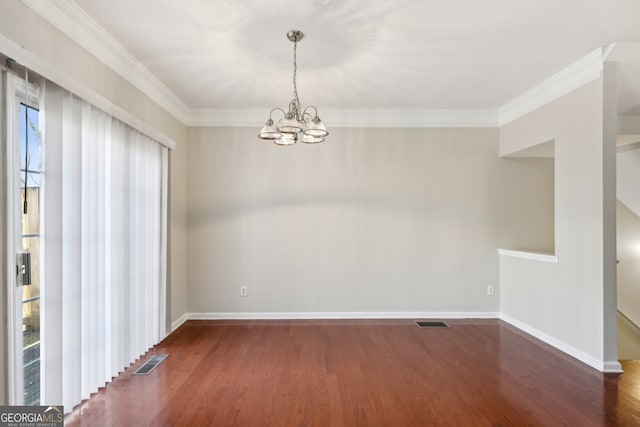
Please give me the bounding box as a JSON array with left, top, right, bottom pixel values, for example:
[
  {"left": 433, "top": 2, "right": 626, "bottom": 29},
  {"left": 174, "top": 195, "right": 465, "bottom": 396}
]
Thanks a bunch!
[
  {"left": 602, "top": 361, "right": 624, "bottom": 374},
  {"left": 170, "top": 313, "right": 188, "bottom": 332}
]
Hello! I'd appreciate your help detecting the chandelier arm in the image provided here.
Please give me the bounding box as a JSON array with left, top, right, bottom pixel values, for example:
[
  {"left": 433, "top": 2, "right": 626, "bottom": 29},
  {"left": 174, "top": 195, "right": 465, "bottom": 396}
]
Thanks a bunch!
[
  {"left": 300, "top": 111, "right": 313, "bottom": 123},
  {"left": 269, "top": 107, "right": 287, "bottom": 119},
  {"left": 302, "top": 105, "right": 319, "bottom": 118}
]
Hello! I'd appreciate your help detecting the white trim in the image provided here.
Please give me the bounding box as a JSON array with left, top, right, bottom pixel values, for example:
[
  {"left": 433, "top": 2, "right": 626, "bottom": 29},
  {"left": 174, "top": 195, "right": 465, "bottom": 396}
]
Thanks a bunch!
[
  {"left": 159, "top": 148, "right": 169, "bottom": 338},
  {"left": 0, "top": 32, "right": 176, "bottom": 150},
  {"left": 186, "top": 311, "right": 499, "bottom": 320},
  {"left": 499, "top": 48, "right": 604, "bottom": 126},
  {"left": 500, "top": 313, "right": 623, "bottom": 373},
  {"left": 0, "top": 72, "right": 6, "bottom": 405},
  {"left": 188, "top": 108, "right": 499, "bottom": 128},
  {"left": 602, "top": 361, "right": 625, "bottom": 374},
  {"left": 604, "top": 41, "right": 640, "bottom": 63},
  {"left": 170, "top": 313, "right": 188, "bottom": 332},
  {"left": 3, "top": 71, "right": 23, "bottom": 404},
  {"left": 323, "top": 109, "right": 499, "bottom": 128},
  {"left": 497, "top": 248, "right": 558, "bottom": 264},
  {"left": 22, "top": 0, "right": 190, "bottom": 124}
]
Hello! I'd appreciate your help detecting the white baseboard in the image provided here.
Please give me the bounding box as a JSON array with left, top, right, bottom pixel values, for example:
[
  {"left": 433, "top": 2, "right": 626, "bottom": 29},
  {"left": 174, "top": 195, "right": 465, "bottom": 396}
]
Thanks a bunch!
[
  {"left": 186, "top": 311, "right": 499, "bottom": 320},
  {"left": 499, "top": 313, "right": 623, "bottom": 373},
  {"left": 170, "top": 313, "right": 188, "bottom": 332},
  {"left": 602, "top": 361, "right": 625, "bottom": 373}
]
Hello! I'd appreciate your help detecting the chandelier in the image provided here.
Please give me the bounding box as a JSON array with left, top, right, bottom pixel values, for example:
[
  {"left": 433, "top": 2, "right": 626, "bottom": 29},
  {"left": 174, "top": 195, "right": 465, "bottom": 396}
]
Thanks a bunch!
[{"left": 258, "top": 30, "right": 328, "bottom": 145}]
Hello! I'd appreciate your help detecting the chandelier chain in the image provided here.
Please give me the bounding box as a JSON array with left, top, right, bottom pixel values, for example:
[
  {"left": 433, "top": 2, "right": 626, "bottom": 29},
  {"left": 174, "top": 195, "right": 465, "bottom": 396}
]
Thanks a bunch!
[{"left": 292, "top": 40, "right": 300, "bottom": 110}]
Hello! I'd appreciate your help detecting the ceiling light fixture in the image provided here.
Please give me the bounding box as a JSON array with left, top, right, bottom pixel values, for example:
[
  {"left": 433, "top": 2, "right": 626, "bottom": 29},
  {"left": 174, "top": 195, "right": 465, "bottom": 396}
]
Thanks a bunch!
[{"left": 258, "top": 30, "right": 328, "bottom": 146}]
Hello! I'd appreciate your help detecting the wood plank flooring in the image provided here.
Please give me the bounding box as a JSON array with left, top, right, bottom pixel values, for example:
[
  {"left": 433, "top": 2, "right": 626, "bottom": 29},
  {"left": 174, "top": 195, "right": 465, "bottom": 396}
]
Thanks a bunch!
[{"left": 65, "top": 319, "right": 640, "bottom": 426}]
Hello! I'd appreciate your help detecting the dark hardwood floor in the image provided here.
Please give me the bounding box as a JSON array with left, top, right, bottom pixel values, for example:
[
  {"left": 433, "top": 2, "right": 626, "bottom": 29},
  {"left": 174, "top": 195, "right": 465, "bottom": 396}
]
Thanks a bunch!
[{"left": 65, "top": 319, "right": 640, "bottom": 426}]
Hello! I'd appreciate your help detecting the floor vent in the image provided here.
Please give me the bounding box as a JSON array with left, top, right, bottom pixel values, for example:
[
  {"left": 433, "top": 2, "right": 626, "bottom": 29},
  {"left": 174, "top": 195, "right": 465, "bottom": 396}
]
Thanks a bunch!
[
  {"left": 416, "top": 321, "right": 449, "bottom": 328},
  {"left": 133, "top": 354, "right": 168, "bottom": 375}
]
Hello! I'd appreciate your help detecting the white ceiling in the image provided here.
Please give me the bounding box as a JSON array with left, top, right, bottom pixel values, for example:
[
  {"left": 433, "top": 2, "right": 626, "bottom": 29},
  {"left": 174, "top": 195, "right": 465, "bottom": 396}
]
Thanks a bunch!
[{"left": 29, "top": 0, "right": 640, "bottom": 121}]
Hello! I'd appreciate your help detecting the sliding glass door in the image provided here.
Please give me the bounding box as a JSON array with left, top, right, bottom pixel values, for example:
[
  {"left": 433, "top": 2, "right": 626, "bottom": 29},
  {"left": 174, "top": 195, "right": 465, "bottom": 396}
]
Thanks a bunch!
[
  {"left": 5, "top": 72, "right": 41, "bottom": 405},
  {"left": 19, "top": 102, "right": 42, "bottom": 405},
  {"left": 5, "top": 71, "right": 168, "bottom": 411}
]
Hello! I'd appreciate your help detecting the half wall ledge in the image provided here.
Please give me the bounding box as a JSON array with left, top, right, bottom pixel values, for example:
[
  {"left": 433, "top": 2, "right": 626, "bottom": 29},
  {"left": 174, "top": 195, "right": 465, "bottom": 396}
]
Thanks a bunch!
[{"left": 497, "top": 248, "right": 558, "bottom": 264}]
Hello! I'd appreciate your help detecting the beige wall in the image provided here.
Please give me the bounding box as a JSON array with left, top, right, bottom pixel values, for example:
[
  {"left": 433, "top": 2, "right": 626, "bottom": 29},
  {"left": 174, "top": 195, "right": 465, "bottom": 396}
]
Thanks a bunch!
[
  {"left": 499, "top": 77, "right": 619, "bottom": 370},
  {"left": 169, "top": 139, "right": 188, "bottom": 327},
  {"left": 617, "top": 196, "right": 640, "bottom": 360},
  {"left": 617, "top": 201, "right": 640, "bottom": 324},
  {"left": 497, "top": 157, "right": 554, "bottom": 253},
  {"left": 616, "top": 151, "right": 640, "bottom": 359},
  {"left": 617, "top": 315, "right": 640, "bottom": 360},
  {"left": 186, "top": 126, "right": 553, "bottom": 315}
]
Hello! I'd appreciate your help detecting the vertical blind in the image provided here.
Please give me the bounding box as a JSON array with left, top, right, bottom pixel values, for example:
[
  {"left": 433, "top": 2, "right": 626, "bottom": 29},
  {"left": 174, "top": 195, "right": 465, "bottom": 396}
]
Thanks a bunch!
[{"left": 40, "top": 81, "right": 168, "bottom": 411}]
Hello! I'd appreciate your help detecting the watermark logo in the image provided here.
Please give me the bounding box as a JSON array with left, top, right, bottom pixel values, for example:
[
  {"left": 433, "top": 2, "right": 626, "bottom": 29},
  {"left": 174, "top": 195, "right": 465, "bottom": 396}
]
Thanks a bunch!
[{"left": 0, "top": 406, "right": 63, "bottom": 427}]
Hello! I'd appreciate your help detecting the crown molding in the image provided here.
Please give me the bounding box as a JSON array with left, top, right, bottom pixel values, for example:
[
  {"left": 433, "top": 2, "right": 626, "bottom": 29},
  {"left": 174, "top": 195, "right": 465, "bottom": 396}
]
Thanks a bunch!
[
  {"left": 23, "top": 0, "right": 191, "bottom": 124},
  {"left": 604, "top": 41, "right": 640, "bottom": 63},
  {"left": 188, "top": 107, "right": 499, "bottom": 128},
  {"left": 315, "top": 108, "right": 499, "bottom": 128},
  {"left": 499, "top": 47, "right": 604, "bottom": 126},
  {"left": 22, "top": 1, "right": 607, "bottom": 129}
]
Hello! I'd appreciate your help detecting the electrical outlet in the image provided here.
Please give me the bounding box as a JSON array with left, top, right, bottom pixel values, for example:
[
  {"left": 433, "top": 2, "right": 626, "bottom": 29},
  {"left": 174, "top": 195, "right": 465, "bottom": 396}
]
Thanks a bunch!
[
  {"left": 487, "top": 285, "right": 495, "bottom": 296},
  {"left": 240, "top": 286, "right": 248, "bottom": 297}
]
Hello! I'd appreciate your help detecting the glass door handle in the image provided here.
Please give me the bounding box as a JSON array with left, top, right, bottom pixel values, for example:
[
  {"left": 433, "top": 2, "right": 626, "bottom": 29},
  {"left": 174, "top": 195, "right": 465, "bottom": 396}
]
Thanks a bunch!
[{"left": 16, "top": 252, "right": 31, "bottom": 286}]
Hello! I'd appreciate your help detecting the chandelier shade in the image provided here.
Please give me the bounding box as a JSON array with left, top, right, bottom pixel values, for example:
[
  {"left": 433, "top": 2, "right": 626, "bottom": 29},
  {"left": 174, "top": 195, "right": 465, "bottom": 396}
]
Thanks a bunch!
[
  {"left": 301, "top": 134, "right": 324, "bottom": 144},
  {"left": 274, "top": 133, "right": 297, "bottom": 146},
  {"left": 258, "top": 30, "right": 329, "bottom": 145},
  {"left": 278, "top": 113, "right": 304, "bottom": 134},
  {"left": 303, "top": 116, "right": 329, "bottom": 137},
  {"left": 258, "top": 119, "right": 283, "bottom": 140}
]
